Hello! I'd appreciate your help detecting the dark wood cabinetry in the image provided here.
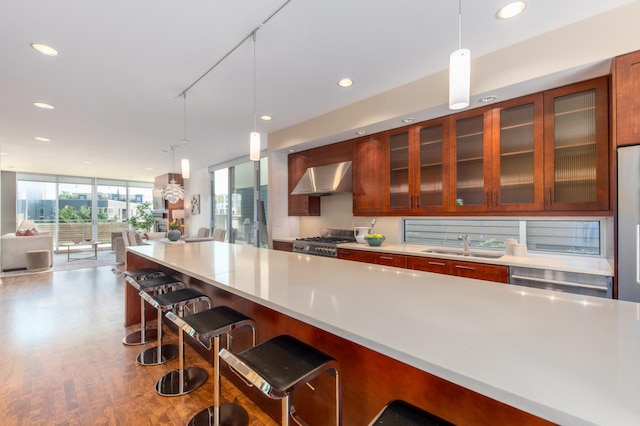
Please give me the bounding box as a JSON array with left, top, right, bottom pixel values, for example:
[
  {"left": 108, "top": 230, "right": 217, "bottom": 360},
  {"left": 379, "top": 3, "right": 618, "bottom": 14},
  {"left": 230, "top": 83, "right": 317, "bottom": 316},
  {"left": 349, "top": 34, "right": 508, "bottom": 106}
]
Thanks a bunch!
[
  {"left": 273, "top": 241, "right": 293, "bottom": 252},
  {"left": 407, "top": 255, "right": 508, "bottom": 283},
  {"left": 353, "top": 135, "right": 387, "bottom": 215},
  {"left": 543, "top": 77, "right": 609, "bottom": 211},
  {"left": 337, "top": 248, "right": 407, "bottom": 267},
  {"left": 348, "top": 77, "right": 610, "bottom": 216},
  {"left": 288, "top": 153, "right": 320, "bottom": 216},
  {"left": 339, "top": 248, "right": 507, "bottom": 283},
  {"left": 613, "top": 50, "right": 640, "bottom": 147}
]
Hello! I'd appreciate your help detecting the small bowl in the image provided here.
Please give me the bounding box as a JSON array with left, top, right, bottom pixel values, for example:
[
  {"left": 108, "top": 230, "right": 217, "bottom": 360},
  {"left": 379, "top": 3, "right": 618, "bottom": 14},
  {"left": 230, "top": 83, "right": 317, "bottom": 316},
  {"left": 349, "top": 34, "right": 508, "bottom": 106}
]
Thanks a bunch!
[{"left": 366, "top": 236, "right": 385, "bottom": 247}]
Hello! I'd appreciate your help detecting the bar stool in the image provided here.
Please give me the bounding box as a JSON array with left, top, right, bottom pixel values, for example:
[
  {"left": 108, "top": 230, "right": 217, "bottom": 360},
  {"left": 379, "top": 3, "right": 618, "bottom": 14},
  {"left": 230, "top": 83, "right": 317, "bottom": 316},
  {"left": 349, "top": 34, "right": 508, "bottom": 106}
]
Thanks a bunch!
[
  {"left": 368, "top": 400, "right": 453, "bottom": 426},
  {"left": 140, "top": 287, "right": 212, "bottom": 396},
  {"left": 220, "top": 335, "right": 341, "bottom": 426},
  {"left": 166, "top": 306, "right": 256, "bottom": 426},
  {"left": 122, "top": 271, "right": 183, "bottom": 346}
]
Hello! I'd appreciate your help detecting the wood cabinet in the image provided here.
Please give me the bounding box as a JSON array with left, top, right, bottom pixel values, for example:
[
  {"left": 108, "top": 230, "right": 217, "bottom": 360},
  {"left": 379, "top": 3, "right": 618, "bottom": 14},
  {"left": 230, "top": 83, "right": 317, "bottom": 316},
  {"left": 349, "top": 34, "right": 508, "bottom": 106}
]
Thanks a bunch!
[
  {"left": 407, "top": 255, "right": 508, "bottom": 283},
  {"left": 353, "top": 134, "right": 387, "bottom": 214},
  {"left": 340, "top": 248, "right": 507, "bottom": 283},
  {"left": 388, "top": 119, "right": 451, "bottom": 214},
  {"left": 350, "top": 77, "right": 610, "bottom": 216},
  {"left": 490, "top": 94, "right": 545, "bottom": 212},
  {"left": 450, "top": 106, "right": 493, "bottom": 212},
  {"left": 543, "top": 77, "right": 609, "bottom": 211},
  {"left": 613, "top": 50, "right": 640, "bottom": 147},
  {"left": 273, "top": 241, "right": 293, "bottom": 252},
  {"left": 288, "top": 153, "right": 320, "bottom": 216},
  {"left": 448, "top": 260, "right": 509, "bottom": 283},
  {"left": 337, "top": 248, "right": 407, "bottom": 267}
]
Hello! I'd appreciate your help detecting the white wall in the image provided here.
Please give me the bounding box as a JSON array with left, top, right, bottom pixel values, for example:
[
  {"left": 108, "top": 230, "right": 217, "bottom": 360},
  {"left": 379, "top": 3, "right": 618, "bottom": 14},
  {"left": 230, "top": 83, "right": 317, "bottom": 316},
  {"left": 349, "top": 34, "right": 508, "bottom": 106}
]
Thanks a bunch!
[{"left": 183, "top": 166, "right": 211, "bottom": 237}]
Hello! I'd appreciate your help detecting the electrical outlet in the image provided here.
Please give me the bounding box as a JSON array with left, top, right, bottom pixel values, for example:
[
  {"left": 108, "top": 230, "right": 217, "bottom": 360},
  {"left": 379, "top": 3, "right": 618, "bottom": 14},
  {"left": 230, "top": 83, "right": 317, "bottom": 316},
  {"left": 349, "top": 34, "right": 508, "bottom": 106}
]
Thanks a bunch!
[{"left": 275, "top": 219, "right": 282, "bottom": 227}]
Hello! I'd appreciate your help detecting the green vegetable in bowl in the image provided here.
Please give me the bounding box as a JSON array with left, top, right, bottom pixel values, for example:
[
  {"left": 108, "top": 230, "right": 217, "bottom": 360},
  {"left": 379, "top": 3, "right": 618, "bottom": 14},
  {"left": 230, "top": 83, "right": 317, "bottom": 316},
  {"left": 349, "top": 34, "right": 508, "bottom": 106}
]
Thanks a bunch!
[{"left": 365, "top": 233, "right": 384, "bottom": 239}]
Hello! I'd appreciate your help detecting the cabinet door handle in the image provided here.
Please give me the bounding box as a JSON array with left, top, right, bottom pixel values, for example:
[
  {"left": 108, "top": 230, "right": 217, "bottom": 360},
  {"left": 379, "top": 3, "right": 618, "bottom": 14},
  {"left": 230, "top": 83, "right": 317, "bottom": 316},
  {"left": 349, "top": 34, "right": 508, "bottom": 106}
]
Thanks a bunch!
[
  {"left": 547, "top": 187, "right": 552, "bottom": 205},
  {"left": 304, "top": 201, "right": 308, "bottom": 209},
  {"left": 341, "top": 250, "right": 351, "bottom": 255},
  {"left": 379, "top": 256, "right": 394, "bottom": 260},
  {"left": 455, "top": 265, "right": 475, "bottom": 271},
  {"left": 493, "top": 190, "right": 497, "bottom": 207},
  {"left": 485, "top": 191, "right": 490, "bottom": 207},
  {"left": 428, "top": 261, "right": 446, "bottom": 266}
]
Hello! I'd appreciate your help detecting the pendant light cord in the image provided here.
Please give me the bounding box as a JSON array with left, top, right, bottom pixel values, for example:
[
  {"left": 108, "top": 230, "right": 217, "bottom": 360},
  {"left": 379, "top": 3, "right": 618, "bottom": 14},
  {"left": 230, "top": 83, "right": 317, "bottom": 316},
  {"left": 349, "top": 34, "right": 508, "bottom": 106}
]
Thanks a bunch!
[
  {"left": 253, "top": 31, "right": 257, "bottom": 132},
  {"left": 458, "top": 0, "right": 462, "bottom": 50},
  {"left": 183, "top": 93, "right": 187, "bottom": 142}
]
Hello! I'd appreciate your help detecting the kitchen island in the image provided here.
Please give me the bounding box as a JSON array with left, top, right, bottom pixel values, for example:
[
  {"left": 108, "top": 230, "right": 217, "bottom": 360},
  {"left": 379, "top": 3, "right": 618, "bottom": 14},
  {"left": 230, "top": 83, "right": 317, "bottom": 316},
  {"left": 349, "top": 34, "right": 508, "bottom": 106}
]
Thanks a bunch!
[{"left": 126, "top": 242, "right": 639, "bottom": 425}]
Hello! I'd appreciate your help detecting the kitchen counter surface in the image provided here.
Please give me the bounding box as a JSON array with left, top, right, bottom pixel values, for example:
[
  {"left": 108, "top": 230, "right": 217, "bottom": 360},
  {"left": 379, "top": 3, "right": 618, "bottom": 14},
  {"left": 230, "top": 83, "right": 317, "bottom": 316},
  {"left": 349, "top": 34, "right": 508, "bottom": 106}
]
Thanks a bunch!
[
  {"left": 273, "top": 237, "right": 613, "bottom": 276},
  {"left": 129, "top": 242, "right": 638, "bottom": 425}
]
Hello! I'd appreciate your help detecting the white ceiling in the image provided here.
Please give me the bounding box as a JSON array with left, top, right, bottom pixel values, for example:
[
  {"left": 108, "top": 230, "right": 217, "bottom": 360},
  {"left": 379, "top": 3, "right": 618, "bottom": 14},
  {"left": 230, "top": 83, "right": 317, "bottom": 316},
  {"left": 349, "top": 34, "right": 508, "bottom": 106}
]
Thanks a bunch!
[{"left": 0, "top": 0, "right": 634, "bottom": 181}]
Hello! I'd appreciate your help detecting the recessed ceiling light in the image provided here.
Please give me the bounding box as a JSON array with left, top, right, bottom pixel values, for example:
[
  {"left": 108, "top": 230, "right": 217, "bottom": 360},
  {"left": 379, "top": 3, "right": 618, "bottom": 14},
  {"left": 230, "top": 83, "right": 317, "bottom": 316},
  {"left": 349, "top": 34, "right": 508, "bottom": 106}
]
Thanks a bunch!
[
  {"left": 356, "top": 131, "right": 367, "bottom": 135},
  {"left": 145, "top": 167, "right": 153, "bottom": 171},
  {"left": 288, "top": 149, "right": 296, "bottom": 153},
  {"left": 0, "top": 152, "right": 8, "bottom": 156},
  {"left": 337, "top": 78, "right": 353, "bottom": 88},
  {"left": 479, "top": 96, "right": 497, "bottom": 103},
  {"left": 35, "top": 137, "right": 51, "bottom": 142},
  {"left": 34, "top": 102, "right": 54, "bottom": 109},
  {"left": 402, "top": 118, "right": 415, "bottom": 123},
  {"left": 260, "top": 115, "right": 272, "bottom": 121},
  {"left": 83, "top": 161, "right": 92, "bottom": 165},
  {"left": 31, "top": 43, "right": 59, "bottom": 56},
  {"left": 496, "top": 1, "right": 527, "bottom": 20}
]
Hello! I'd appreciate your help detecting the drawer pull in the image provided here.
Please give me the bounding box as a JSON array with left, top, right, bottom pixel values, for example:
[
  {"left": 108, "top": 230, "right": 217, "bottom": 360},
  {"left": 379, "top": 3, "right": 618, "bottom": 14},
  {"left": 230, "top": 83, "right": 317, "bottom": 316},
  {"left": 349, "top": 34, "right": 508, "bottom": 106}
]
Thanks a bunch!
[
  {"left": 341, "top": 251, "right": 351, "bottom": 255},
  {"left": 379, "top": 256, "right": 394, "bottom": 260},
  {"left": 455, "top": 265, "right": 475, "bottom": 271},
  {"left": 428, "top": 261, "right": 446, "bottom": 266}
]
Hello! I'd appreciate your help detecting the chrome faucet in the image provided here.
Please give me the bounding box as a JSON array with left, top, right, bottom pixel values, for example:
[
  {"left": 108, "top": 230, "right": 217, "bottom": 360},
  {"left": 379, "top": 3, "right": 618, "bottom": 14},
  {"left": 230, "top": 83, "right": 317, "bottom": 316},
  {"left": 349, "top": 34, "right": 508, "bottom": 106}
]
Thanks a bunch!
[{"left": 457, "top": 235, "right": 471, "bottom": 252}]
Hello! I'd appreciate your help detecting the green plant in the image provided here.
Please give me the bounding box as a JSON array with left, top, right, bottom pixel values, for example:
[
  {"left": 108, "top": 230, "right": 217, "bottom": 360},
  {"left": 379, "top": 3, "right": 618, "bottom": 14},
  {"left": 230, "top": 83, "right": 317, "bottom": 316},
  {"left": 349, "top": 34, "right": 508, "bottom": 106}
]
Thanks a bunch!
[{"left": 127, "top": 202, "right": 155, "bottom": 232}]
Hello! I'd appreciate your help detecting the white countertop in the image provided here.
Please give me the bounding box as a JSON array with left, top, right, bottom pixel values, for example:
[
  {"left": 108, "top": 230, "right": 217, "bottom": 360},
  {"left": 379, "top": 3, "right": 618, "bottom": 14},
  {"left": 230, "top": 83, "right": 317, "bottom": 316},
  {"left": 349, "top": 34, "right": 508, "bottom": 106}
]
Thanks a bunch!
[
  {"left": 129, "top": 242, "right": 638, "bottom": 425},
  {"left": 273, "top": 238, "right": 614, "bottom": 276}
]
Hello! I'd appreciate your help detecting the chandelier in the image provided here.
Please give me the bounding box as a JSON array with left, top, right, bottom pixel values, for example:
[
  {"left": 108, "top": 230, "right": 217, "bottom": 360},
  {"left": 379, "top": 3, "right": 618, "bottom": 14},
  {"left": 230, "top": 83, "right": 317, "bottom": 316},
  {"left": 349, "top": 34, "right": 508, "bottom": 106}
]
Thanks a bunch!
[{"left": 163, "top": 144, "right": 184, "bottom": 204}]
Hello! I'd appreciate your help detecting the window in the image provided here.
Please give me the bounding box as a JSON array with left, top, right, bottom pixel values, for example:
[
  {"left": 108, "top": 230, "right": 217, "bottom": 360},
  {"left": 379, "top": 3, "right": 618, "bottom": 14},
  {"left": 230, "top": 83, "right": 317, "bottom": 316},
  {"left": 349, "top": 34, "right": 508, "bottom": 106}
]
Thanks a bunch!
[{"left": 403, "top": 218, "right": 603, "bottom": 256}]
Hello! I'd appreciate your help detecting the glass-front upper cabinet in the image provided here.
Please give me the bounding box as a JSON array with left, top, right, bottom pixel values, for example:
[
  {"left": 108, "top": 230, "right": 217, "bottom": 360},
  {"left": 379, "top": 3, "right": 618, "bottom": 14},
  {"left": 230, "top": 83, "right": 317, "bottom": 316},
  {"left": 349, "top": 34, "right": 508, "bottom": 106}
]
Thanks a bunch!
[
  {"left": 414, "top": 117, "right": 450, "bottom": 213},
  {"left": 451, "top": 107, "right": 492, "bottom": 211},
  {"left": 491, "top": 94, "right": 544, "bottom": 212},
  {"left": 543, "top": 77, "right": 609, "bottom": 211},
  {"left": 388, "top": 127, "right": 411, "bottom": 210}
]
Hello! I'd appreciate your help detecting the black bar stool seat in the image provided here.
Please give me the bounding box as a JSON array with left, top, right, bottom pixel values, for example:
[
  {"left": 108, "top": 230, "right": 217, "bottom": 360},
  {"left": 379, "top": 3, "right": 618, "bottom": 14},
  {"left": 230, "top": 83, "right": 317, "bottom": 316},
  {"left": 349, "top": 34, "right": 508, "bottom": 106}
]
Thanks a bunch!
[
  {"left": 121, "top": 269, "right": 179, "bottom": 346},
  {"left": 220, "top": 334, "right": 341, "bottom": 426},
  {"left": 141, "top": 287, "right": 212, "bottom": 396},
  {"left": 369, "top": 400, "right": 453, "bottom": 426},
  {"left": 167, "top": 306, "right": 256, "bottom": 426}
]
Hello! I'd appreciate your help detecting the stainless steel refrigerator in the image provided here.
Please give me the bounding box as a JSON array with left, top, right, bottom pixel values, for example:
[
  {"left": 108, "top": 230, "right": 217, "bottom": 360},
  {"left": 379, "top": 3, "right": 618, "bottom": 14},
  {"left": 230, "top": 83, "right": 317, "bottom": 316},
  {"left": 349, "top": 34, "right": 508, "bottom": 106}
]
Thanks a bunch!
[{"left": 617, "top": 145, "right": 640, "bottom": 302}]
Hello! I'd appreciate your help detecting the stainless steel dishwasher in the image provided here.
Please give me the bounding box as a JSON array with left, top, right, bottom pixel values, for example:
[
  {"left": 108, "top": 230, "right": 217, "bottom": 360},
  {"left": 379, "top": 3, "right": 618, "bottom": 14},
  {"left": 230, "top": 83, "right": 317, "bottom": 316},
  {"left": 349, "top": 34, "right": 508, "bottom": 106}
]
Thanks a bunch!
[{"left": 509, "top": 266, "right": 612, "bottom": 298}]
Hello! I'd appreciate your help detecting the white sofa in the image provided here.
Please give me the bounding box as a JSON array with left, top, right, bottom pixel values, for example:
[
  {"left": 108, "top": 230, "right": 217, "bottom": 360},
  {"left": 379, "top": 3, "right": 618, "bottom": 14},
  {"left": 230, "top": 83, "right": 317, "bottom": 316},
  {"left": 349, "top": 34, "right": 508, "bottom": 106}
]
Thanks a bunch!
[{"left": 1, "top": 233, "right": 54, "bottom": 271}]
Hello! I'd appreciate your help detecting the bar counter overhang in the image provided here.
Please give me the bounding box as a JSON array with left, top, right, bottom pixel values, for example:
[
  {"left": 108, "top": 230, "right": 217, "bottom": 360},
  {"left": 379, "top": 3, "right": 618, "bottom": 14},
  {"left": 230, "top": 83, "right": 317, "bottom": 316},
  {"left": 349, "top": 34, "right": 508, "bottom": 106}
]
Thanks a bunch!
[{"left": 125, "top": 242, "right": 640, "bottom": 425}]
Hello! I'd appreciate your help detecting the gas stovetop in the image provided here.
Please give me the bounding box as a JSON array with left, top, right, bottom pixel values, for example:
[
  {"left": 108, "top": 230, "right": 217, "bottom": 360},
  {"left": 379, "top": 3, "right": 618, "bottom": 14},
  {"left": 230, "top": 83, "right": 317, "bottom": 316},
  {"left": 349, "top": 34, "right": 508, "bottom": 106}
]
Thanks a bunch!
[{"left": 292, "top": 229, "right": 356, "bottom": 257}]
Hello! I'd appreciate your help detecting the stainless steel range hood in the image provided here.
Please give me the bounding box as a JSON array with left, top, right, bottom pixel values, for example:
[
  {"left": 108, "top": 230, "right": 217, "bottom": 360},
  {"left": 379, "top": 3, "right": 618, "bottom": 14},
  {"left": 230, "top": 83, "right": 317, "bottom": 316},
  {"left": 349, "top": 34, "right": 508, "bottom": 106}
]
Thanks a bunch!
[{"left": 290, "top": 161, "right": 352, "bottom": 195}]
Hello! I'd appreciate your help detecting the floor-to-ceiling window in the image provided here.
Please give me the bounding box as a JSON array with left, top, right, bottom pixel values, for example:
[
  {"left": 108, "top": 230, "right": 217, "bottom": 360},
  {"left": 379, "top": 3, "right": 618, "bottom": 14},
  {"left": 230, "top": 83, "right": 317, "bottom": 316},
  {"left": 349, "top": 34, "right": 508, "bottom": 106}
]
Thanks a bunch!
[
  {"left": 211, "top": 156, "right": 268, "bottom": 246},
  {"left": 17, "top": 173, "right": 153, "bottom": 249}
]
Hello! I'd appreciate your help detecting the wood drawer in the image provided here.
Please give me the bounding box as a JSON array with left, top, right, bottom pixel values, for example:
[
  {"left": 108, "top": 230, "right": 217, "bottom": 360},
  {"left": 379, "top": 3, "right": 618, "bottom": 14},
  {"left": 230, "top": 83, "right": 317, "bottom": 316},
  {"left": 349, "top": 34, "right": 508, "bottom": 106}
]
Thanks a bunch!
[
  {"left": 450, "top": 260, "right": 509, "bottom": 283},
  {"left": 407, "top": 256, "right": 451, "bottom": 275}
]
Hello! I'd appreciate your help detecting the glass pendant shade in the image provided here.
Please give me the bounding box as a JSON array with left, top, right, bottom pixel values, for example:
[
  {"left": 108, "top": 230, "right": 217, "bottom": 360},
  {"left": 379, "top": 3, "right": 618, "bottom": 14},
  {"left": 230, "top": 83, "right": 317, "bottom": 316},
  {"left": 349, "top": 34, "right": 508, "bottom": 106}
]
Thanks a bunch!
[
  {"left": 449, "top": 48, "right": 470, "bottom": 110},
  {"left": 181, "top": 158, "right": 190, "bottom": 179},
  {"left": 163, "top": 179, "right": 184, "bottom": 204},
  {"left": 250, "top": 131, "right": 261, "bottom": 161}
]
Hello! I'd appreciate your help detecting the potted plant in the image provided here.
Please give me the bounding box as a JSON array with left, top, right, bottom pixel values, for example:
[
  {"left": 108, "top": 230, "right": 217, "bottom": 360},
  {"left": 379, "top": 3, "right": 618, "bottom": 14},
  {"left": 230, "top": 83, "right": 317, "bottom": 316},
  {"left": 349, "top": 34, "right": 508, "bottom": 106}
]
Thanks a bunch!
[
  {"left": 166, "top": 220, "right": 183, "bottom": 241},
  {"left": 127, "top": 202, "right": 155, "bottom": 233}
]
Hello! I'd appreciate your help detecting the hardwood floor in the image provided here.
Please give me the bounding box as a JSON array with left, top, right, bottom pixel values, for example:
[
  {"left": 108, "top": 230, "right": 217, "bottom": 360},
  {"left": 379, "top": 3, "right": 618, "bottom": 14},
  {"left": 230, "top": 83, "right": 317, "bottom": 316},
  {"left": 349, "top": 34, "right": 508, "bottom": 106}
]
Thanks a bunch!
[{"left": 0, "top": 266, "right": 278, "bottom": 426}]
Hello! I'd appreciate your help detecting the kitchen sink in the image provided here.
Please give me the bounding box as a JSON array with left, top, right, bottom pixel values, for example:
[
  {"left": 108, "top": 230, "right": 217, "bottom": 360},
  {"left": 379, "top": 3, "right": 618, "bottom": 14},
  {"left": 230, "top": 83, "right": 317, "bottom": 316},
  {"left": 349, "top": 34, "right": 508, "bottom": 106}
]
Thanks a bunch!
[{"left": 422, "top": 249, "right": 504, "bottom": 259}]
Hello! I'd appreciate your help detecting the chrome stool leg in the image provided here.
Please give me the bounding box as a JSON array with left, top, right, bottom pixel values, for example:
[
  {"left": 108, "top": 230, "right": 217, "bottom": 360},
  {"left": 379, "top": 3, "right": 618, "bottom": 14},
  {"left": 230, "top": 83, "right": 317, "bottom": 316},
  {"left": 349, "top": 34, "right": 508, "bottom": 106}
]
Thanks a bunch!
[
  {"left": 166, "top": 306, "right": 255, "bottom": 425},
  {"left": 121, "top": 269, "right": 166, "bottom": 346},
  {"left": 155, "top": 291, "right": 212, "bottom": 396}
]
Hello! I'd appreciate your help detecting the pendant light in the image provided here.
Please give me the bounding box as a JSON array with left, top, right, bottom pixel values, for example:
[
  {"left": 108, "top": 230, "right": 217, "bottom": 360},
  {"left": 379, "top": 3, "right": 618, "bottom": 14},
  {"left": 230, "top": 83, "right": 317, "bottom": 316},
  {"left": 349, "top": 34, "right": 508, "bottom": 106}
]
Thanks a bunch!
[
  {"left": 180, "top": 93, "right": 190, "bottom": 179},
  {"left": 249, "top": 31, "right": 261, "bottom": 162},
  {"left": 449, "top": 0, "right": 470, "bottom": 110},
  {"left": 163, "top": 145, "right": 184, "bottom": 204}
]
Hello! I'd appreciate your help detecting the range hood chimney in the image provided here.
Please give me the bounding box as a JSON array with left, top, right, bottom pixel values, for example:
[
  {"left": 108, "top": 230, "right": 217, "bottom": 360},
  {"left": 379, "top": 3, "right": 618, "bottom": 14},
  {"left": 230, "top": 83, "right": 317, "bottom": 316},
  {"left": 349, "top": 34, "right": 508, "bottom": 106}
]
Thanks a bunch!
[{"left": 290, "top": 161, "right": 352, "bottom": 196}]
